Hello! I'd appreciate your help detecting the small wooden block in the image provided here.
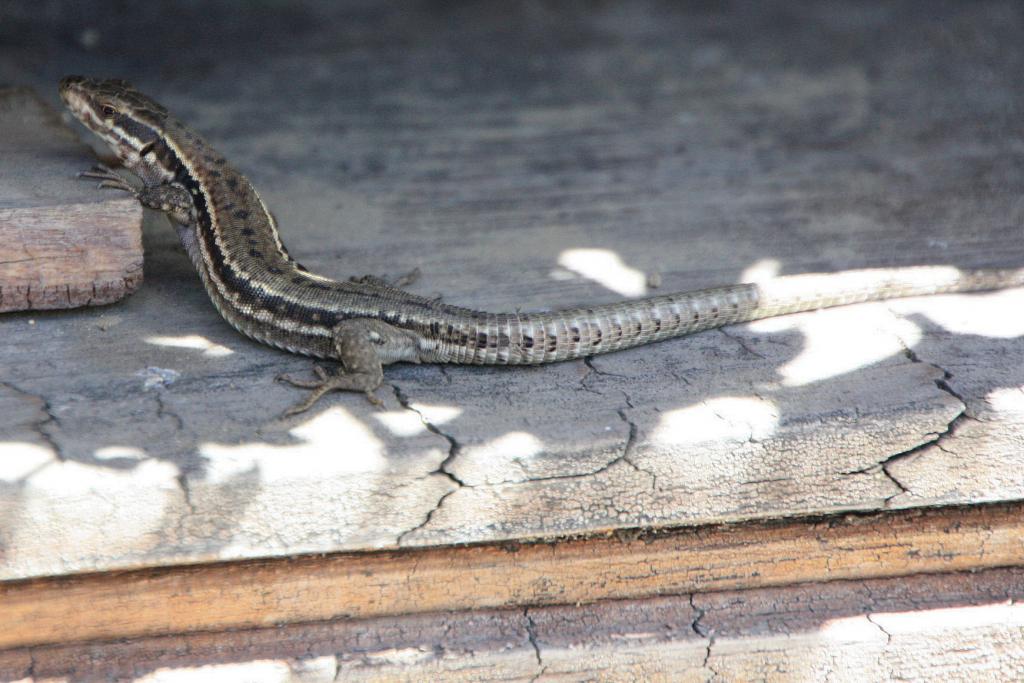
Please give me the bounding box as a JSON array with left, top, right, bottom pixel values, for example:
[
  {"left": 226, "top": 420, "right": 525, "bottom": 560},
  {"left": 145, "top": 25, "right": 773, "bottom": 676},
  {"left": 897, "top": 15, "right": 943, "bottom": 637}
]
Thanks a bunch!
[{"left": 0, "top": 87, "right": 143, "bottom": 312}]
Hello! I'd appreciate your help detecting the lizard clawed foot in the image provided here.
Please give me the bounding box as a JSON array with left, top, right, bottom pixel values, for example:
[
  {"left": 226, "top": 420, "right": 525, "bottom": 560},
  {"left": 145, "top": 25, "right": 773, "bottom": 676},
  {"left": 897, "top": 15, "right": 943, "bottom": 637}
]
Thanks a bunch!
[
  {"left": 388, "top": 267, "right": 422, "bottom": 289},
  {"left": 277, "top": 364, "right": 384, "bottom": 416},
  {"left": 349, "top": 267, "right": 421, "bottom": 290},
  {"left": 78, "top": 164, "right": 137, "bottom": 195},
  {"left": 348, "top": 269, "right": 445, "bottom": 302}
]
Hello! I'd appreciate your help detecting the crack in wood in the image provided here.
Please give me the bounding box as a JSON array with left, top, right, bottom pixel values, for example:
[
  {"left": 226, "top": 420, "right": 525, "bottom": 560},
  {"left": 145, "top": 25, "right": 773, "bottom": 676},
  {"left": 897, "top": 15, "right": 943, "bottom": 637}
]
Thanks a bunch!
[{"left": 1, "top": 380, "right": 64, "bottom": 461}]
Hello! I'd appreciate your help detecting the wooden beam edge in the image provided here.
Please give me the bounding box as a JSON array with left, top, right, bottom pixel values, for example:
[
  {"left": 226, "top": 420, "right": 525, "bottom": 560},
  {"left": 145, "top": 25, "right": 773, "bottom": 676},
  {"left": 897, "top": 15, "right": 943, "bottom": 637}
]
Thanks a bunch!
[
  {"left": 5, "top": 500, "right": 1024, "bottom": 650},
  {"left": 0, "top": 198, "right": 144, "bottom": 311}
]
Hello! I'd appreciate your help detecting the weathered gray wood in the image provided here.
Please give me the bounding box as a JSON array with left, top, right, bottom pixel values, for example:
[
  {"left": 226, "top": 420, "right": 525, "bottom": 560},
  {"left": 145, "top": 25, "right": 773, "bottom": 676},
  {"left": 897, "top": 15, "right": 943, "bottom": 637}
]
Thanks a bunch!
[
  {"left": 883, "top": 291, "right": 1024, "bottom": 507},
  {"left": 1, "top": 1, "right": 1023, "bottom": 580},
  {"left": 0, "top": 87, "right": 142, "bottom": 311},
  {"left": 4, "top": 566, "right": 1022, "bottom": 681}
]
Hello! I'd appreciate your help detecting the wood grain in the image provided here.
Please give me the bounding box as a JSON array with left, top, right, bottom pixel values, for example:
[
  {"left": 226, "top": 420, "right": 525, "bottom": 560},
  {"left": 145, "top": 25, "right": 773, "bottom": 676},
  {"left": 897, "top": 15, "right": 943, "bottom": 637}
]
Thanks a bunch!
[
  {"left": 6, "top": 566, "right": 1022, "bottom": 681},
  {"left": 0, "top": 87, "right": 143, "bottom": 312},
  {"left": 4, "top": 500, "right": 1023, "bottom": 650}
]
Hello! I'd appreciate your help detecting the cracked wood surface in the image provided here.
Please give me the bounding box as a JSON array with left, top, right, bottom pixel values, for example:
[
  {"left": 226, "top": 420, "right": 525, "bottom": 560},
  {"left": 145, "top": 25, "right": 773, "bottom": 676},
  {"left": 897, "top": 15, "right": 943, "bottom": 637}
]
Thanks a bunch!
[
  {"left": 0, "top": 87, "right": 143, "bottom": 312},
  {"left": 3, "top": 565, "right": 1023, "bottom": 681},
  {"left": 2, "top": 1, "right": 1024, "bottom": 581}
]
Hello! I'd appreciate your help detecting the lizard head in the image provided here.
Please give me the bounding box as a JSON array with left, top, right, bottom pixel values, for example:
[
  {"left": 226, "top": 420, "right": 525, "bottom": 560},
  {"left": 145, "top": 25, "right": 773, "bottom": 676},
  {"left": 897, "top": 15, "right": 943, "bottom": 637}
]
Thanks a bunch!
[{"left": 60, "top": 76, "right": 169, "bottom": 171}]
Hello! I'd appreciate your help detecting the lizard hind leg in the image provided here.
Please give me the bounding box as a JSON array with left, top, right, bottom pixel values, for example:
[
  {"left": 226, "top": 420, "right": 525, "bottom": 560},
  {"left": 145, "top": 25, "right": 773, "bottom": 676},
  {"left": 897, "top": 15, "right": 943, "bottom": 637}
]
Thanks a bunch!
[
  {"left": 277, "top": 318, "right": 401, "bottom": 417},
  {"left": 277, "top": 364, "right": 384, "bottom": 416}
]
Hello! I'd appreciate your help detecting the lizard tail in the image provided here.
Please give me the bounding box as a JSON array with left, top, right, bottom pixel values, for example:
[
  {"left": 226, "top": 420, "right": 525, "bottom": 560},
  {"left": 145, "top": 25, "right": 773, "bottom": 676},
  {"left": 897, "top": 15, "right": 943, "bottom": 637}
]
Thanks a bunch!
[{"left": 434, "top": 266, "right": 1024, "bottom": 365}]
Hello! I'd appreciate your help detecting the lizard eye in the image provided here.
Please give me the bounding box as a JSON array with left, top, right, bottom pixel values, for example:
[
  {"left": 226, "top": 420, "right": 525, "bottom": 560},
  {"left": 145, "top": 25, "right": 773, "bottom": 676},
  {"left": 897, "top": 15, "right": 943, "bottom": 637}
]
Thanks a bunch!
[{"left": 100, "top": 104, "right": 116, "bottom": 118}]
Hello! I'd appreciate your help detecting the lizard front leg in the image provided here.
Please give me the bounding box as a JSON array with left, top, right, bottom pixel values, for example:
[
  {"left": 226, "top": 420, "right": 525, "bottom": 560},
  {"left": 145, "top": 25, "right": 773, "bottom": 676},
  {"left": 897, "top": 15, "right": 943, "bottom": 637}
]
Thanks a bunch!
[
  {"left": 79, "top": 165, "right": 195, "bottom": 225},
  {"left": 277, "top": 318, "right": 423, "bottom": 416}
]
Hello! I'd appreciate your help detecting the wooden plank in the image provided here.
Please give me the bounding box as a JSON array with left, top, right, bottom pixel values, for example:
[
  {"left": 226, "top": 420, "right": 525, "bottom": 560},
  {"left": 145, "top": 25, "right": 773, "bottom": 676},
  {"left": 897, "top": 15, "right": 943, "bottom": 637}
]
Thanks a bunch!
[
  {"left": 0, "top": 87, "right": 143, "bottom": 312},
  {"left": 4, "top": 290, "right": 1024, "bottom": 582},
  {"left": 3, "top": 500, "right": 1024, "bottom": 650},
  {"left": 3, "top": 1, "right": 1024, "bottom": 586},
  {"left": 694, "top": 570, "right": 1024, "bottom": 682},
  {"left": 3, "top": 566, "right": 1022, "bottom": 681}
]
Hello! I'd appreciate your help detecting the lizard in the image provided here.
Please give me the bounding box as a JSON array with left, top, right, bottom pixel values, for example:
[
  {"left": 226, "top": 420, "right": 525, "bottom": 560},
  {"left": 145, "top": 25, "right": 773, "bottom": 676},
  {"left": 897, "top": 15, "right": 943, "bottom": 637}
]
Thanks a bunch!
[{"left": 59, "top": 75, "right": 1024, "bottom": 416}]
